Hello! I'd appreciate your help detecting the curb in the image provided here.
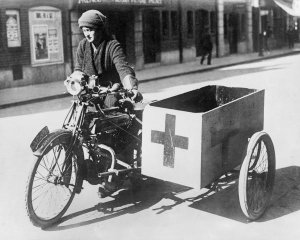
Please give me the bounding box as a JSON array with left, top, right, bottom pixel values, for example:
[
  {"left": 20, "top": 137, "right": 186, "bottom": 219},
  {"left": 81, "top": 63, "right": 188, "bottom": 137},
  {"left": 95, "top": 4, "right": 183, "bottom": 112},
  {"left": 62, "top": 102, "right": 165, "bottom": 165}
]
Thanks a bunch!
[
  {"left": 1, "top": 50, "right": 299, "bottom": 110},
  {"left": 0, "top": 93, "right": 69, "bottom": 110},
  {"left": 139, "top": 50, "right": 300, "bottom": 83}
]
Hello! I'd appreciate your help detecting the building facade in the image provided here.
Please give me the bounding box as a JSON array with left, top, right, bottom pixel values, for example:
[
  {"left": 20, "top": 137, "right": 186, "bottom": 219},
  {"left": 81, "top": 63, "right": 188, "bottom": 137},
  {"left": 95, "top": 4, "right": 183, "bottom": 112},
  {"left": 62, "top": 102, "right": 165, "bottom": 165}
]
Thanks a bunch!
[
  {"left": 0, "top": 0, "right": 72, "bottom": 89},
  {"left": 0, "top": 0, "right": 296, "bottom": 89}
]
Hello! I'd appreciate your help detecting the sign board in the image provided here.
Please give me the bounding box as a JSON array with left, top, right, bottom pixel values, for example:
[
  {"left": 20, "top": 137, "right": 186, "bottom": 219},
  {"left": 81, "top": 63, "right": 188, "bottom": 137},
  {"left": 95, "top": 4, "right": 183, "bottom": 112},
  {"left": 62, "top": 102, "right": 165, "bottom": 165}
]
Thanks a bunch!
[{"left": 77, "top": 0, "right": 163, "bottom": 6}]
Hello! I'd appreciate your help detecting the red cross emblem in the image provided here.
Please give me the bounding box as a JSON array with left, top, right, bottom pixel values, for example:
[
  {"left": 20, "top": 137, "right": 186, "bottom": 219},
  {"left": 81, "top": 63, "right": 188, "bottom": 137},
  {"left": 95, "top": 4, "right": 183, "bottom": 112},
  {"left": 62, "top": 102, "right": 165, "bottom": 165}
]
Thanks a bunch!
[{"left": 151, "top": 114, "right": 189, "bottom": 168}]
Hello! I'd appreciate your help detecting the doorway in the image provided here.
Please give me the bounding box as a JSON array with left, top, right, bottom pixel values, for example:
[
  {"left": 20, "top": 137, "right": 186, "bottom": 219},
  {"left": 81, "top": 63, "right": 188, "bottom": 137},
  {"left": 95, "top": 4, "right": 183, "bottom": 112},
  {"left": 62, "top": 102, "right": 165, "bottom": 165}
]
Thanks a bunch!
[
  {"left": 195, "top": 9, "right": 209, "bottom": 57},
  {"left": 228, "top": 13, "right": 238, "bottom": 54},
  {"left": 106, "top": 11, "right": 128, "bottom": 53},
  {"left": 143, "top": 9, "right": 160, "bottom": 64}
]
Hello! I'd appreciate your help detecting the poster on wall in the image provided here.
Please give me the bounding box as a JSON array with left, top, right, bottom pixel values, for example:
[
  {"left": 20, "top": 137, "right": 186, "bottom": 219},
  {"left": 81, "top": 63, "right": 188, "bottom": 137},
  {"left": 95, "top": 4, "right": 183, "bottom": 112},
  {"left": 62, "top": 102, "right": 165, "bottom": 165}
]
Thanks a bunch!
[
  {"left": 48, "top": 28, "right": 59, "bottom": 53},
  {"left": 29, "top": 7, "right": 63, "bottom": 66},
  {"left": 6, "top": 10, "right": 21, "bottom": 47},
  {"left": 32, "top": 25, "right": 49, "bottom": 61}
]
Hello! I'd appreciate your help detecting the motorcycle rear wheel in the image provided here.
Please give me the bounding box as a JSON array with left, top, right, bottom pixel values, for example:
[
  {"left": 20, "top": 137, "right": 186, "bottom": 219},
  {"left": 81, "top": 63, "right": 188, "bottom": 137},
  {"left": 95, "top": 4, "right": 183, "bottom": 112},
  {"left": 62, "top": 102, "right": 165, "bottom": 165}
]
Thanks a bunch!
[{"left": 25, "top": 135, "right": 80, "bottom": 228}]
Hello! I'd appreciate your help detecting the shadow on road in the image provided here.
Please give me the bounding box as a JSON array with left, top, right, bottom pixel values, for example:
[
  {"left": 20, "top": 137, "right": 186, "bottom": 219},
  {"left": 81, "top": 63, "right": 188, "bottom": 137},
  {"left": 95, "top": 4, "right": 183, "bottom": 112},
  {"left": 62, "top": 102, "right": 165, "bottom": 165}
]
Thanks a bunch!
[
  {"left": 188, "top": 166, "right": 300, "bottom": 223},
  {"left": 46, "top": 178, "right": 191, "bottom": 231},
  {"left": 259, "top": 165, "right": 300, "bottom": 222},
  {"left": 46, "top": 166, "right": 300, "bottom": 231}
]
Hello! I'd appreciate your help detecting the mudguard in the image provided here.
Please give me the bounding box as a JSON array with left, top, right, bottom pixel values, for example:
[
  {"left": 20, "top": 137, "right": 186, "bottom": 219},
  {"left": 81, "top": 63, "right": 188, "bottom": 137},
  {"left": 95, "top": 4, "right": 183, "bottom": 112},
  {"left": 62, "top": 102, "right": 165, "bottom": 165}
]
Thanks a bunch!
[
  {"left": 31, "top": 128, "right": 73, "bottom": 157},
  {"left": 30, "top": 126, "right": 50, "bottom": 153}
]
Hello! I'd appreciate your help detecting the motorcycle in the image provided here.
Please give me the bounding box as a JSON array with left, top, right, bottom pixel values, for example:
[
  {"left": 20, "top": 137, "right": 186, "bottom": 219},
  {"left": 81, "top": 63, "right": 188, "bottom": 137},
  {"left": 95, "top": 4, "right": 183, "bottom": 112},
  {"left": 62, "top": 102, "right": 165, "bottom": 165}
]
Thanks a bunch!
[{"left": 25, "top": 74, "right": 145, "bottom": 228}]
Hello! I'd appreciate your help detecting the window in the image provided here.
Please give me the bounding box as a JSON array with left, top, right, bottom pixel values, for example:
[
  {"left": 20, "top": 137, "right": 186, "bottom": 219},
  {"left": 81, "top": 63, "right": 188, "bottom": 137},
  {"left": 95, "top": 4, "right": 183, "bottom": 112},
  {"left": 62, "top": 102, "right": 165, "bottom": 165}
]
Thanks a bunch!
[
  {"left": 224, "top": 13, "right": 228, "bottom": 40},
  {"left": 6, "top": 10, "right": 21, "bottom": 47},
  {"left": 171, "top": 11, "right": 178, "bottom": 37},
  {"left": 162, "top": 11, "right": 169, "bottom": 39},
  {"left": 187, "top": 11, "right": 194, "bottom": 38},
  {"left": 29, "top": 6, "right": 64, "bottom": 66},
  {"left": 210, "top": 11, "right": 216, "bottom": 35},
  {"left": 240, "top": 13, "right": 246, "bottom": 40}
]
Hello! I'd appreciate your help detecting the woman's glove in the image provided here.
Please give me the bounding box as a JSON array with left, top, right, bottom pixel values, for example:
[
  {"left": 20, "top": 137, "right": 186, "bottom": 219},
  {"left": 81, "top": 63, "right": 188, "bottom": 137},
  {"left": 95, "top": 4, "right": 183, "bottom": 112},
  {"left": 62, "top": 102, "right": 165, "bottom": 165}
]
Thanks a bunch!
[
  {"left": 122, "top": 75, "right": 142, "bottom": 102},
  {"left": 130, "top": 89, "right": 143, "bottom": 102}
]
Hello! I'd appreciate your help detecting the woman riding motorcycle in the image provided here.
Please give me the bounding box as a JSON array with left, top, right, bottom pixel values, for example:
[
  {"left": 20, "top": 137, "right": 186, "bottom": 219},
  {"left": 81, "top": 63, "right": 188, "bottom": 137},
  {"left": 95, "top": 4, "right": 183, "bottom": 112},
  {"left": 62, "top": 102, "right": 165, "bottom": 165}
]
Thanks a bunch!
[{"left": 71, "top": 9, "right": 141, "bottom": 197}]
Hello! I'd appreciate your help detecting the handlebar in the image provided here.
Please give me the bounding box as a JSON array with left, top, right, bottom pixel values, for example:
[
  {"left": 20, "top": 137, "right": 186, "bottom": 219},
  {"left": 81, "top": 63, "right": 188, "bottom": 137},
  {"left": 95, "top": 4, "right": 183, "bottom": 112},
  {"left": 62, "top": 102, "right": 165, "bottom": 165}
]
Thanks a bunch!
[{"left": 64, "top": 74, "right": 138, "bottom": 103}]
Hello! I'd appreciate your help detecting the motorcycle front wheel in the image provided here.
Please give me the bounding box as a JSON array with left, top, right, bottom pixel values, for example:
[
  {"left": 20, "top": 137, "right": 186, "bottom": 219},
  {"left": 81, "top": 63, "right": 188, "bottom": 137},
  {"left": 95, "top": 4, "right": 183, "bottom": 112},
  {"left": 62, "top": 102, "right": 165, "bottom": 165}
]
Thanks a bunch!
[{"left": 25, "top": 133, "right": 81, "bottom": 228}]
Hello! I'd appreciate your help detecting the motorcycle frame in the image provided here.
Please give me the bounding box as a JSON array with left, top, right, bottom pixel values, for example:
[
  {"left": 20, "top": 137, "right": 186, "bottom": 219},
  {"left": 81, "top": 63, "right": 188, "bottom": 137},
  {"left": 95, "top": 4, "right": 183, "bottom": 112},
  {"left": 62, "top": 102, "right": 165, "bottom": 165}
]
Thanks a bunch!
[{"left": 62, "top": 97, "right": 141, "bottom": 182}]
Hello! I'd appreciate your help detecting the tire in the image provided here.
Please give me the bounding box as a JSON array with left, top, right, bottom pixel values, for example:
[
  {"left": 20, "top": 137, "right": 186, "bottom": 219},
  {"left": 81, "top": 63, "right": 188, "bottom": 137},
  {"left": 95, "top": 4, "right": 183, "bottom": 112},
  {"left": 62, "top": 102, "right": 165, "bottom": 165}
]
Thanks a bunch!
[
  {"left": 238, "top": 132, "right": 276, "bottom": 220},
  {"left": 25, "top": 132, "right": 81, "bottom": 228}
]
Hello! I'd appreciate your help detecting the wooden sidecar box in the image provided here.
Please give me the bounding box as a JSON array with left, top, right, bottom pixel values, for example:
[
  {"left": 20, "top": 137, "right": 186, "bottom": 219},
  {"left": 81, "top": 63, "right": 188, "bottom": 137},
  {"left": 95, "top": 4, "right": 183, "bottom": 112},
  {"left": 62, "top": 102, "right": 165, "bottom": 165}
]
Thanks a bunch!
[{"left": 142, "top": 85, "right": 264, "bottom": 189}]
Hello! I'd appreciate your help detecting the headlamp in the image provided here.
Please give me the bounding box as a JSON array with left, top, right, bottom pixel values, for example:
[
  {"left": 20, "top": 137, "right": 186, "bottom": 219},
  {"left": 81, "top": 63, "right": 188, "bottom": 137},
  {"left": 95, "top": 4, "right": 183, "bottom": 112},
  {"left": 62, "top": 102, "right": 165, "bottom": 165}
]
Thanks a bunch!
[{"left": 64, "top": 77, "right": 83, "bottom": 96}]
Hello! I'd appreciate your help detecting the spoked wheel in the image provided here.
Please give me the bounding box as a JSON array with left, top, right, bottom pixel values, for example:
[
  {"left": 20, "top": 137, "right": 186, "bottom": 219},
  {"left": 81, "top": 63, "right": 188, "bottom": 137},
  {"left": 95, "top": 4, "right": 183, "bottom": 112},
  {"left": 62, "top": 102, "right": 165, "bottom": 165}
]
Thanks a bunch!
[
  {"left": 238, "top": 132, "right": 276, "bottom": 220},
  {"left": 25, "top": 134, "right": 81, "bottom": 228}
]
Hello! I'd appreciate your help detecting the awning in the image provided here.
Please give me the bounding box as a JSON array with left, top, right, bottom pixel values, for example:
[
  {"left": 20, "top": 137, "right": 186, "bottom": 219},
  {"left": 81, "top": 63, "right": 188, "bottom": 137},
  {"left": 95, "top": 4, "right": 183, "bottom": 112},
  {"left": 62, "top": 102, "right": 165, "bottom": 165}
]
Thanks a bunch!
[{"left": 273, "top": 0, "right": 300, "bottom": 16}]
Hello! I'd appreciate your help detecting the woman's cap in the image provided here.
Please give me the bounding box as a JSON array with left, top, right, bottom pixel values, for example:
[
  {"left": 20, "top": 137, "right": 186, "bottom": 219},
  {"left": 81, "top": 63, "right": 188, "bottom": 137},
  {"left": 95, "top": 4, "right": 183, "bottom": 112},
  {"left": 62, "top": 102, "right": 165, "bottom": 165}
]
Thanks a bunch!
[{"left": 78, "top": 10, "right": 106, "bottom": 29}]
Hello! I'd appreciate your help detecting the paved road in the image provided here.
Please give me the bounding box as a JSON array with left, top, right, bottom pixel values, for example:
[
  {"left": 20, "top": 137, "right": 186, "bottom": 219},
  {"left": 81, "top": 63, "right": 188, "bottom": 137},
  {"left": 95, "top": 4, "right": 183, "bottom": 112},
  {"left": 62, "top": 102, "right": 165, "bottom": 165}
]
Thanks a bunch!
[{"left": 1, "top": 54, "right": 300, "bottom": 240}]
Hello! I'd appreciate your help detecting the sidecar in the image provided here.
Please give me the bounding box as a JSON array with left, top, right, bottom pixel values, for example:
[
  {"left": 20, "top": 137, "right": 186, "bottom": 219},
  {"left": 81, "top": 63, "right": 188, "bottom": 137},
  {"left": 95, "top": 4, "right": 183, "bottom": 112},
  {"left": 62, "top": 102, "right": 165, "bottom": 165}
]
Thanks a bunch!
[{"left": 141, "top": 85, "right": 275, "bottom": 220}]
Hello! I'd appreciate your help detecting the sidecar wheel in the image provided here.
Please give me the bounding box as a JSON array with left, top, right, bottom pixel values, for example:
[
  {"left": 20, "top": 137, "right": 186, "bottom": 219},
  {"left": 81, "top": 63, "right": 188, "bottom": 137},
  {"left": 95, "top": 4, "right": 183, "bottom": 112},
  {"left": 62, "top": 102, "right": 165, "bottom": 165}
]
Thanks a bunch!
[
  {"left": 25, "top": 134, "right": 81, "bottom": 228},
  {"left": 238, "top": 132, "right": 276, "bottom": 220}
]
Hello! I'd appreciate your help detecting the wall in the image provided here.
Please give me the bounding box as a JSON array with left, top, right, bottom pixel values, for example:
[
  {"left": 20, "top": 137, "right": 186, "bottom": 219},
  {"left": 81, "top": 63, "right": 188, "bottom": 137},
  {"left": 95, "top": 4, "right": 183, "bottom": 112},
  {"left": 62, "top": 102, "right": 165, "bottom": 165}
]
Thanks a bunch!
[{"left": 0, "top": 0, "right": 71, "bottom": 89}]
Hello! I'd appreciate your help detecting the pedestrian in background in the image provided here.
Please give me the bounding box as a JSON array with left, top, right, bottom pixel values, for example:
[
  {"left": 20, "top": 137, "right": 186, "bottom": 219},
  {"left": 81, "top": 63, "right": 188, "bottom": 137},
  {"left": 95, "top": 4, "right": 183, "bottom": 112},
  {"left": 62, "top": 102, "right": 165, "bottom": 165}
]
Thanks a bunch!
[
  {"left": 200, "top": 28, "right": 213, "bottom": 65},
  {"left": 263, "top": 26, "right": 272, "bottom": 54},
  {"left": 287, "top": 25, "right": 295, "bottom": 49}
]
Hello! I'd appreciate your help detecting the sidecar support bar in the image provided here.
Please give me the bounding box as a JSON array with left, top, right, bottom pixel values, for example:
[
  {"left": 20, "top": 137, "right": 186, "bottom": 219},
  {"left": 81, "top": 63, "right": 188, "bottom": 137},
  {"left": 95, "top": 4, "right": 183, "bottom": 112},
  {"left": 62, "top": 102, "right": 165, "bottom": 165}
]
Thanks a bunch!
[
  {"left": 97, "top": 143, "right": 140, "bottom": 179},
  {"left": 98, "top": 167, "right": 141, "bottom": 178},
  {"left": 98, "top": 144, "right": 116, "bottom": 182}
]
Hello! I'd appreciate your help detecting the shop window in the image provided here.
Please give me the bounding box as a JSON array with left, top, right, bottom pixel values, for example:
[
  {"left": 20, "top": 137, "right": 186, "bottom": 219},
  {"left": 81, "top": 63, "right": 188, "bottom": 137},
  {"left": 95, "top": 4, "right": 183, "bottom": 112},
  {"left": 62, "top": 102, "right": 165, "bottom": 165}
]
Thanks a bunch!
[
  {"left": 6, "top": 10, "right": 21, "bottom": 47},
  {"left": 171, "top": 11, "right": 178, "bottom": 38},
  {"left": 162, "top": 11, "right": 169, "bottom": 39},
  {"left": 240, "top": 14, "right": 246, "bottom": 41},
  {"left": 187, "top": 11, "right": 194, "bottom": 38},
  {"left": 210, "top": 11, "right": 216, "bottom": 35},
  {"left": 28, "top": 6, "right": 64, "bottom": 66},
  {"left": 224, "top": 13, "right": 228, "bottom": 40}
]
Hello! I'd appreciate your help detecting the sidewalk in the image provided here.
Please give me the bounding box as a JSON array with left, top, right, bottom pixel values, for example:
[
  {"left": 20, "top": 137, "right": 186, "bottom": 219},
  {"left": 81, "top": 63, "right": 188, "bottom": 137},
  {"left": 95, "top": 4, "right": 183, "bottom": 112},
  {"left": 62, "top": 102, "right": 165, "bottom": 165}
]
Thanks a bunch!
[{"left": 1, "top": 46, "right": 300, "bottom": 109}]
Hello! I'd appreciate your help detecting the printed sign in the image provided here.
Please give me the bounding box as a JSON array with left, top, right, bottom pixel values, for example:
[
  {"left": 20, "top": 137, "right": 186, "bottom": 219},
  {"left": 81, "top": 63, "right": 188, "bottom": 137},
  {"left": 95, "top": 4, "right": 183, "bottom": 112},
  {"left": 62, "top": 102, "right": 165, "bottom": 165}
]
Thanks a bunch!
[
  {"left": 48, "top": 28, "right": 59, "bottom": 53},
  {"left": 34, "top": 11, "right": 55, "bottom": 20},
  {"left": 77, "top": 0, "right": 162, "bottom": 5},
  {"left": 6, "top": 10, "right": 21, "bottom": 47}
]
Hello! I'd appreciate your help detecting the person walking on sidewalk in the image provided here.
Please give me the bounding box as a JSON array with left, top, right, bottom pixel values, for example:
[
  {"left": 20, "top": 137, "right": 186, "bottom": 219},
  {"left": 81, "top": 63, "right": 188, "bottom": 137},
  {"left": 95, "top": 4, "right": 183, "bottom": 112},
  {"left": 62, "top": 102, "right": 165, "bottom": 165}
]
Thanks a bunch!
[
  {"left": 263, "top": 26, "right": 272, "bottom": 54},
  {"left": 200, "top": 28, "right": 213, "bottom": 65},
  {"left": 287, "top": 25, "right": 295, "bottom": 49}
]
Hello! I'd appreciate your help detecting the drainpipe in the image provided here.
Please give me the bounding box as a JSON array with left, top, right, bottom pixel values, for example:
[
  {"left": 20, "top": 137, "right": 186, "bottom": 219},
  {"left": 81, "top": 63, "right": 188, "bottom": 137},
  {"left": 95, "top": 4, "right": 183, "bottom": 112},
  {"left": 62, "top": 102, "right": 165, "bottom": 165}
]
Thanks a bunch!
[
  {"left": 178, "top": 0, "right": 183, "bottom": 63},
  {"left": 258, "top": 1, "right": 264, "bottom": 56},
  {"left": 68, "top": 10, "right": 74, "bottom": 72},
  {"left": 215, "top": 0, "right": 219, "bottom": 57}
]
